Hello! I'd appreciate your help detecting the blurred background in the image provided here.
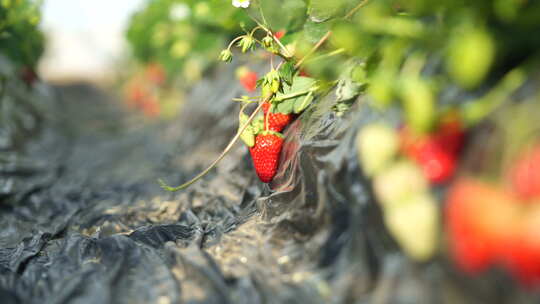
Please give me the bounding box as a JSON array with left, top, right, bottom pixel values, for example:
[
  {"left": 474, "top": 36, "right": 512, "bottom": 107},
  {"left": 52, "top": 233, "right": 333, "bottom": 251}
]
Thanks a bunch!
[
  {"left": 3, "top": 0, "right": 540, "bottom": 303},
  {"left": 39, "top": 0, "right": 145, "bottom": 82}
]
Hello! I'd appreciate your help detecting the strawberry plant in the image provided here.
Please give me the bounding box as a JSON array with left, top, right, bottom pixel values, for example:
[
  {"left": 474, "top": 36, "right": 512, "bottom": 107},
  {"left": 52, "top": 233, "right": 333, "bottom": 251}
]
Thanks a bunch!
[
  {"left": 144, "top": 0, "right": 540, "bottom": 288},
  {"left": 0, "top": 0, "right": 44, "bottom": 81}
]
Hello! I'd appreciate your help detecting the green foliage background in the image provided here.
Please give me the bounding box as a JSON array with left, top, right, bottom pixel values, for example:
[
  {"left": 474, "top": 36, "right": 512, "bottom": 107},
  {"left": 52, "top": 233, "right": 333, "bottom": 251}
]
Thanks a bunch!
[
  {"left": 126, "top": 0, "right": 540, "bottom": 128},
  {"left": 126, "top": 0, "right": 254, "bottom": 81},
  {"left": 0, "top": 0, "right": 44, "bottom": 68}
]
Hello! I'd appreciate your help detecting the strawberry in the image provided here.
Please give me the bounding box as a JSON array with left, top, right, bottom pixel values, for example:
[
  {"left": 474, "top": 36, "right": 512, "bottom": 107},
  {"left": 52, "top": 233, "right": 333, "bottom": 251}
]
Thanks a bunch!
[
  {"left": 274, "top": 30, "right": 286, "bottom": 40},
  {"left": 141, "top": 96, "right": 160, "bottom": 117},
  {"left": 400, "top": 117, "right": 464, "bottom": 184},
  {"left": 434, "top": 113, "right": 465, "bottom": 155},
  {"left": 503, "top": 206, "right": 540, "bottom": 287},
  {"left": 249, "top": 132, "right": 283, "bottom": 183},
  {"left": 356, "top": 123, "right": 399, "bottom": 177},
  {"left": 445, "top": 178, "right": 520, "bottom": 274},
  {"left": 507, "top": 143, "right": 540, "bottom": 200},
  {"left": 415, "top": 141, "right": 457, "bottom": 184},
  {"left": 145, "top": 63, "right": 166, "bottom": 86},
  {"left": 236, "top": 67, "right": 258, "bottom": 92},
  {"left": 262, "top": 102, "right": 293, "bottom": 132}
]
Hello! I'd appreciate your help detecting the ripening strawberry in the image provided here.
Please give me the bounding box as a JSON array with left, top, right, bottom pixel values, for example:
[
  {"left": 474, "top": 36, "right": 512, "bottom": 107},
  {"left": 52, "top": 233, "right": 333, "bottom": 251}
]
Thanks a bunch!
[
  {"left": 249, "top": 132, "right": 283, "bottom": 183},
  {"left": 262, "top": 102, "right": 293, "bottom": 132},
  {"left": 141, "top": 96, "right": 160, "bottom": 117},
  {"left": 445, "top": 178, "right": 520, "bottom": 274},
  {"left": 507, "top": 143, "right": 540, "bottom": 200},
  {"left": 145, "top": 63, "right": 166, "bottom": 86},
  {"left": 236, "top": 67, "right": 258, "bottom": 92}
]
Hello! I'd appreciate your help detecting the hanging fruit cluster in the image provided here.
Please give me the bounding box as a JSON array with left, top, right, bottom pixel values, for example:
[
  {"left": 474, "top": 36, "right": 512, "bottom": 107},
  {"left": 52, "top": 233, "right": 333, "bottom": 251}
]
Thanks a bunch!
[
  {"left": 124, "top": 63, "right": 167, "bottom": 117},
  {"left": 356, "top": 113, "right": 465, "bottom": 261},
  {"left": 446, "top": 102, "right": 540, "bottom": 287}
]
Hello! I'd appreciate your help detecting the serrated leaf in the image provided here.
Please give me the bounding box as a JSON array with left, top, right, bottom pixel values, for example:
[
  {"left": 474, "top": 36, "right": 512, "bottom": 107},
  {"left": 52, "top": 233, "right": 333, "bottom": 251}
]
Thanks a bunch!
[
  {"left": 276, "top": 99, "right": 295, "bottom": 114},
  {"left": 275, "top": 76, "right": 316, "bottom": 110},
  {"left": 336, "top": 77, "right": 361, "bottom": 101},
  {"left": 291, "top": 76, "right": 316, "bottom": 92},
  {"left": 279, "top": 62, "right": 296, "bottom": 85},
  {"left": 294, "top": 91, "right": 314, "bottom": 113}
]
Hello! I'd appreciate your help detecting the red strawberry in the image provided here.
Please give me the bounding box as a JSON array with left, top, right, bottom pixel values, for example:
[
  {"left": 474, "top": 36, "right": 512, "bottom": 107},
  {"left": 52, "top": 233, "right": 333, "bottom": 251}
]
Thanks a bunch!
[
  {"left": 446, "top": 178, "right": 520, "bottom": 274},
  {"left": 249, "top": 132, "right": 283, "bottom": 183},
  {"left": 262, "top": 102, "right": 293, "bottom": 132},
  {"left": 237, "top": 68, "right": 258, "bottom": 92},
  {"left": 503, "top": 206, "right": 540, "bottom": 287},
  {"left": 400, "top": 117, "right": 464, "bottom": 184},
  {"left": 274, "top": 30, "right": 286, "bottom": 40},
  {"left": 434, "top": 113, "right": 465, "bottom": 155},
  {"left": 415, "top": 141, "right": 456, "bottom": 184},
  {"left": 507, "top": 143, "right": 540, "bottom": 200},
  {"left": 401, "top": 130, "right": 456, "bottom": 184}
]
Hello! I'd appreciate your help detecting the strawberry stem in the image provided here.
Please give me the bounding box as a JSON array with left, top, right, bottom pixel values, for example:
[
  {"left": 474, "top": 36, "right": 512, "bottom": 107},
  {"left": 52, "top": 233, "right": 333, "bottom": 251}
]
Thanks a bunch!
[
  {"left": 295, "top": 31, "right": 333, "bottom": 69},
  {"left": 345, "top": 0, "right": 370, "bottom": 19},
  {"left": 227, "top": 36, "right": 244, "bottom": 51},
  {"left": 158, "top": 101, "right": 266, "bottom": 192},
  {"left": 232, "top": 97, "right": 260, "bottom": 103},
  {"left": 304, "top": 48, "right": 346, "bottom": 64},
  {"left": 265, "top": 102, "right": 270, "bottom": 132},
  {"left": 246, "top": 15, "right": 293, "bottom": 59},
  {"left": 294, "top": 0, "right": 370, "bottom": 69}
]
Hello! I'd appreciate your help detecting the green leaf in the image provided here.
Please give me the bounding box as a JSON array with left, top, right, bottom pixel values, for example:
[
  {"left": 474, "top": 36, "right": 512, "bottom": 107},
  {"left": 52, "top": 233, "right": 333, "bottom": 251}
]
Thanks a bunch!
[
  {"left": 308, "top": 0, "right": 352, "bottom": 22},
  {"left": 276, "top": 98, "right": 295, "bottom": 114},
  {"left": 294, "top": 91, "right": 314, "bottom": 113},
  {"left": 336, "top": 76, "right": 361, "bottom": 102},
  {"left": 279, "top": 61, "right": 296, "bottom": 85},
  {"left": 303, "top": 20, "right": 331, "bottom": 43},
  {"left": 259, "top": 0, "right": 307, "bottom": 31},
  {"left": 291, "top": 76, "right": 317, "bottom": 92},
  {"left": 275, "top": 76, "right": 317, "bottom": 113},
  {"left": 283, "top": 0, "right": 308, "bottom": 31}
]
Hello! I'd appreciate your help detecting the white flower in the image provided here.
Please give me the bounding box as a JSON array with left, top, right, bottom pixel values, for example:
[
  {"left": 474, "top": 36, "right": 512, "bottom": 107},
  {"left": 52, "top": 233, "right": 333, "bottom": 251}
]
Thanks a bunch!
[
  {"left": 232, "top": 0, "right": 250, "bottom": 8},
  {"left": 170, "top": 3, "right": 190, "bottom": 21}
]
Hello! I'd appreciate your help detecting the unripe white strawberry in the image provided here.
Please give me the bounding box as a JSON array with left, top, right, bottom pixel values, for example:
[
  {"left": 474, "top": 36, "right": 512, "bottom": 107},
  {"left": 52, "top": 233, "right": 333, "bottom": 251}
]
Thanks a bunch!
[
  {"left": 373, "top": 160, "right": 428, "bottom": 209},
  {"left": 384, "top": 192, "right": 439, "bottom": 261},
  {"left": 356, "top": 123, "right": 399, "bottom": 177}
]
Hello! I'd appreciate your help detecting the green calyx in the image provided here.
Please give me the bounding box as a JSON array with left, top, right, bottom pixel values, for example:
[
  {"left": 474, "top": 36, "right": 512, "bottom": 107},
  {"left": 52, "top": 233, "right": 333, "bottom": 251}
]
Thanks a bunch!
[
  {"left": 259, "top": 69, "right": 282, "bottom": 94},
  {"left": 219, "top": 49, "right": 233, "bottom": 63},
  {"left": 239, "top": 110, "right": 264, "bottom": 147},
  {"left": 237, "top": 35, "right": 255, "bottom": 53},
  {"left": 260, "top": 130, "right": 283, "bottom": 138}
]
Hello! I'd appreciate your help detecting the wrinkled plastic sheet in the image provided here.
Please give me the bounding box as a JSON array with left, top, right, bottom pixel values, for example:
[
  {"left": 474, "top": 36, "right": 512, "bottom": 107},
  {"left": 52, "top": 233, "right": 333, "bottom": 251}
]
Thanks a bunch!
[{"left": 2, "top": 61, "right": 540, "bottom": 304}]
